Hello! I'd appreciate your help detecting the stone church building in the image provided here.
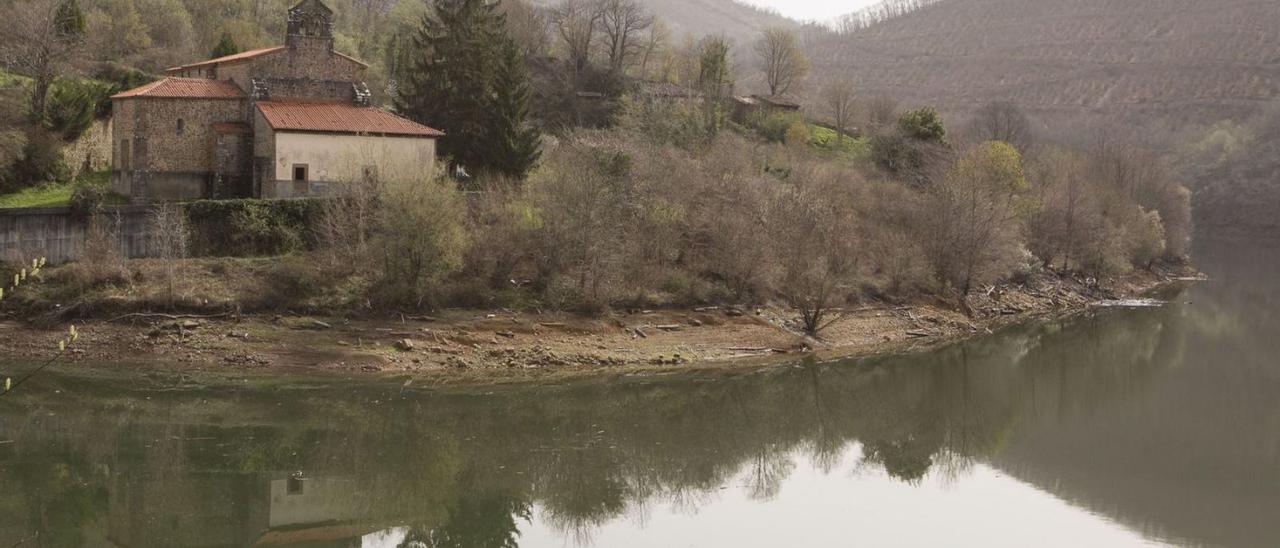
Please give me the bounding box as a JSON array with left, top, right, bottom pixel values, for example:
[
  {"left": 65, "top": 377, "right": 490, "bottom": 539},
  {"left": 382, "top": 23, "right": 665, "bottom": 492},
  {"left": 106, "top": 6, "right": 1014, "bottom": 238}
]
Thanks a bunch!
[{"left": 110, "top": 0, "right": 442, "bottom": 202}]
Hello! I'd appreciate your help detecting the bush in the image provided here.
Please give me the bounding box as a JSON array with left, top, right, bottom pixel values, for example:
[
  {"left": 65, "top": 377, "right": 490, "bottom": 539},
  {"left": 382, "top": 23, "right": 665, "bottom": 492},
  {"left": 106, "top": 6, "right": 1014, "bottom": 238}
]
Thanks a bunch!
[
  {"left": 5, "top": 129, "right": 70, "bottom": 191},
  {"left": 898, "top": 107, "right": 946, "bottom": 142},
  {"left": 68, "top": 171, "right": 111, "bottom": 214},
  {"left": 371, "top": 177, "right": 468, "bottom": 308},
  {"left": 752, "top": 110, "right": 806, "bottom": 143},
  {"left": 185, "top": 199, "right": 322, "bottom": 257}
]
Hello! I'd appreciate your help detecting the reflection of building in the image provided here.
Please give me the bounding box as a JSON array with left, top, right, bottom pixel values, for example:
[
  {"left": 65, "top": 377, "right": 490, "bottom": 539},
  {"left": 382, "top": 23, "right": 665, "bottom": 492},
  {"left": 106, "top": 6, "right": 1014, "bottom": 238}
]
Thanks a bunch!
[{"left": 105, "top": 472, "right": 416, "bottom": 547}]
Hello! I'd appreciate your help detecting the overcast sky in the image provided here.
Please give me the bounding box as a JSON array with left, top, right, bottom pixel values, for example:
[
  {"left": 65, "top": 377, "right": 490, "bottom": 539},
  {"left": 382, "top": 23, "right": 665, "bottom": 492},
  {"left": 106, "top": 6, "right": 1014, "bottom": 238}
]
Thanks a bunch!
[{"left": 738, "top": 0, "right": 881, "bottom": 22}]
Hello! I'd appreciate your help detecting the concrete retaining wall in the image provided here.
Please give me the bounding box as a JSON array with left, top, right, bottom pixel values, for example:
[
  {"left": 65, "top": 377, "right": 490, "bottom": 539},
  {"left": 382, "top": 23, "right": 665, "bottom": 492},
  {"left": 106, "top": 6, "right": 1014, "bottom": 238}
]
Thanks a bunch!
[{"left": 0, "top": 206, "right": 154, "bottom": 265}]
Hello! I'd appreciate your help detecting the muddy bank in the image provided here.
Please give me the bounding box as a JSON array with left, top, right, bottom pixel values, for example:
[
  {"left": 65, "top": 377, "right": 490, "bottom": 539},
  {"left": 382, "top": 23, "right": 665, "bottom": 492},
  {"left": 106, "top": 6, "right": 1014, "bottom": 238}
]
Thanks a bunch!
[{"left": 0, "top": 265, "right": 1197, "bottom": 385}]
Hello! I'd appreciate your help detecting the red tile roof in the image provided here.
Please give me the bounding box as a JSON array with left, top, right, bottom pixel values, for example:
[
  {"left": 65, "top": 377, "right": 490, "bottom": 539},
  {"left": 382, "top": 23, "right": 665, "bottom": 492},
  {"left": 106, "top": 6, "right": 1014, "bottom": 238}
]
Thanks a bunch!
[
  {"left": 256, "top": 100, "right": 443, "bottom": 137},
  {"left": 166, "top": 46, "right": 287, "bottom": 73},
  {"left": 111, "top": 78, "right": 246, "bottom": 100},
  {"left": 165, "top": 45, "right": 369, "bottom": 74}
]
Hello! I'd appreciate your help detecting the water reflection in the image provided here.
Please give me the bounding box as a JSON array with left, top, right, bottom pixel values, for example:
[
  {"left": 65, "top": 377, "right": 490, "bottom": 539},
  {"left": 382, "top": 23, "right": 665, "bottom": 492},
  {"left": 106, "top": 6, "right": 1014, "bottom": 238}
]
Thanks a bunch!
[{"left": 1, "top": 240, "right": 1277, "bottom": 547}]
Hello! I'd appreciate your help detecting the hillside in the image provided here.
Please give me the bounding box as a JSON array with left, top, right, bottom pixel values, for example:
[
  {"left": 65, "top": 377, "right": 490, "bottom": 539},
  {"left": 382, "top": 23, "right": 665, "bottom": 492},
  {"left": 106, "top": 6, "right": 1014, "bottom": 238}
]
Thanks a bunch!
[
  {"left": 806, "top": 0, "right": 1280, "bottom": 125},
  {"left": 531, "top": 0, "right": 796, "bottom": 45}
]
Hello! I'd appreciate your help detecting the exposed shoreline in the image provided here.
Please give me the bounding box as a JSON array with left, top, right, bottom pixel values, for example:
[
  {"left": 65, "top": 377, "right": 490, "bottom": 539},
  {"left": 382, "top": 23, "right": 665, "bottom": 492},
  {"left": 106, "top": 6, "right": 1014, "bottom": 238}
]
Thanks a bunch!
[{"left": 0, "top": 265, "right": 1197, "bottom": 387}]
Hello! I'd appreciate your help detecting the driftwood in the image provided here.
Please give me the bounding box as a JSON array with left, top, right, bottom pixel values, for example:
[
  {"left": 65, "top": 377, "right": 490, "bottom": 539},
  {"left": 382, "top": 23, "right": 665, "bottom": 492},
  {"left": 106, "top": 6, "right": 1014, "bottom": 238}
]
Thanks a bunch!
[{"left": 107, "top": 312, "right": 231, "bottom": 323}]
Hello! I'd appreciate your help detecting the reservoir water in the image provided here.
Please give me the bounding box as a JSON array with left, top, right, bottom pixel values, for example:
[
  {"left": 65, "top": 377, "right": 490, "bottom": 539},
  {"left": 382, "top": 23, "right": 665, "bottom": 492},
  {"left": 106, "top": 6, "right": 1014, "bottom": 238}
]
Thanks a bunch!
[{"left": 2, "top": 239, "right": 1277, "bottom": 547}]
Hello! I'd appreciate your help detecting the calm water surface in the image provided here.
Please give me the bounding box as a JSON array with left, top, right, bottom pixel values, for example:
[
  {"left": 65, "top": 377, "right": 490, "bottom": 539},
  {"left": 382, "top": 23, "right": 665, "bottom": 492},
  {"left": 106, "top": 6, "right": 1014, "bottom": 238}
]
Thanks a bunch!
[{"left": 2, "top": 239, "right": 1278, "bottom": 547}]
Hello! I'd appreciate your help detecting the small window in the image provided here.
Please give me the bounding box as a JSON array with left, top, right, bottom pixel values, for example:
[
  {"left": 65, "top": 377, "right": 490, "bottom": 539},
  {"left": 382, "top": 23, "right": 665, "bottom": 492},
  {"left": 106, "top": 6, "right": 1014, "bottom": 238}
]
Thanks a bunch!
[
  {"left": 287, "top": 477, "right": 304, "bottom": 495},
  {"left": 293, "top": 164, "right": 309, "bottom": 182},
  {"left": 176, "top": 119, "right": 184, "bottom": 136}
]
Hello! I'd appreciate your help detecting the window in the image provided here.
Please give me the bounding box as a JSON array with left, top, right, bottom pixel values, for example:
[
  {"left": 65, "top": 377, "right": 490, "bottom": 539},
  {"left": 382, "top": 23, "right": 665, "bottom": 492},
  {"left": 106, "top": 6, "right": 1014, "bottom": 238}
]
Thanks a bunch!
[
  {"left": 362, "top": 165, "right": 378, "bottom": 184},
  {"left": 120, "top": 140, "right": 131, "bottom": 170},
  {"left": 176, "top": 119, "right": 184, "bottom": 136},
  {"left": 287, "top": 477, "right": 304, "bottom": 495},
  {"left": 293, "top": 164, "right": 309, "bottom": 182}
]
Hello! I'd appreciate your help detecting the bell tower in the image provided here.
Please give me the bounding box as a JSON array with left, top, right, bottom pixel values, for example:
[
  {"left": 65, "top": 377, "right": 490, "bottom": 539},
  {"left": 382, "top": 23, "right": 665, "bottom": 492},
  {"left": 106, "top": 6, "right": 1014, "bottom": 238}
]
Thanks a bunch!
[{"left": 286, "top": 0, "right": 334, "bottom": 51}]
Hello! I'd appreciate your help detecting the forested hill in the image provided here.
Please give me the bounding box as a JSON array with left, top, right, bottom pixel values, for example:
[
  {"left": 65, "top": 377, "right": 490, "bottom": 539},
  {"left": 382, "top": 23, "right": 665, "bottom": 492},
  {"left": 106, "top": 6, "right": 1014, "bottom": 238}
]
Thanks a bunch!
[
  {"left": 529, "top": 0, "right": 796, "bottom": 45},
  {"left": 807, "top": 0, "right": 1280, "bottom": 125}
]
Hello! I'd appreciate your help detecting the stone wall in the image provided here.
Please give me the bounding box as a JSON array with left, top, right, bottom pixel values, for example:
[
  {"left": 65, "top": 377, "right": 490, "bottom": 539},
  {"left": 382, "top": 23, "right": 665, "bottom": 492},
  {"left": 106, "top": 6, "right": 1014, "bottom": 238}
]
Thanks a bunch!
[
  {"left": 252, "top": 45, "right": 366, "bottom": 101},
  {"left": 112, "top": 97, "right": 248, "bottom": 202},
  {"left": 0, "top": 206, "right": 152, "bottom": 265}
]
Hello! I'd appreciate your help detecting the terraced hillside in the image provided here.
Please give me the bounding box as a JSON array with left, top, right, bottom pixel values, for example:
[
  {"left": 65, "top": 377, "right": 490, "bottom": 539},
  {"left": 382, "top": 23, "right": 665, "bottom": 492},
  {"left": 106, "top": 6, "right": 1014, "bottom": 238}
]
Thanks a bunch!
[{"left": 807, "top": 0, "right": 1280, "bottom": 124}]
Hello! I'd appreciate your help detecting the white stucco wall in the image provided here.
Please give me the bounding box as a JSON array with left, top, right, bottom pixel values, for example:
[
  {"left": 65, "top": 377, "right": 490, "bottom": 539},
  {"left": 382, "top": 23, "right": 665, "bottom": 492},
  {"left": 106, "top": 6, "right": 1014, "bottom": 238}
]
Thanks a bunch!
[{"left": 272, "top": 131, "right": 437, "bottom": 186}]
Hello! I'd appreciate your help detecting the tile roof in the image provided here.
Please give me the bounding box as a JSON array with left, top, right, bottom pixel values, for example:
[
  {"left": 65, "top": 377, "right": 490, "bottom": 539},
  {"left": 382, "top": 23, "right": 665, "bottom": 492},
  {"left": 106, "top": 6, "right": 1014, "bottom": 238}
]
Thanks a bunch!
[
  {"left": 165, "top": 45, "right": 369, "bottom": 74},
  {"left": 111, "top": 78, "right": 246, "bottom": 100},
  {"left": 166, "top": 46, "right": 287, "bottom": 73},
  {"left": 256, "top": 100, "right": 444, "bottom": 137},
  {"left": 751, "top": 95, "right": 803, "bottom": 109}
]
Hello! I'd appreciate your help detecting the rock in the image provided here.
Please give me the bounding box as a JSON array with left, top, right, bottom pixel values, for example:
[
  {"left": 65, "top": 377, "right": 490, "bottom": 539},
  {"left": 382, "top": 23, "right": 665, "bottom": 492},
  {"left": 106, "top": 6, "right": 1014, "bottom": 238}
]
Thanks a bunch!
[
  {"left": 724, "top": 308, "right": 745, "bottom": 317},
  {"left": 688, "top": 319, "right": 704, "bottom": 327},
  {"left": 395, "top": 339, "right": 416, "bottom": 351},
  {"left": 496, "top": 331, "right": 516, "bottom": 339},
  {"left": 227, "top": 331, "right": 249, "bottom": 340},
  {"left": 360, "top": 365, "right": 382, "bottom": 372},
  {"left": 180, "top": 320, "right": 201, "bottom": 329},
  {"left": 310, "top": 320, "right": 333, "bottom": 330}
]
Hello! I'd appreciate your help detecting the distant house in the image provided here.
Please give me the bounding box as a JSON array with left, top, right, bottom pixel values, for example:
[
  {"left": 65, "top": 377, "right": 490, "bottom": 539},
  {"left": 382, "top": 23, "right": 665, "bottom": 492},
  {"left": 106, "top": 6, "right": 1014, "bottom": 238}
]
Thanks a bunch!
[
  {"left": 732, "top": 94, "right": 802, "bottom": 122},
  {"left": 110, "top": 0, "right": 442, "bottom": 202}
]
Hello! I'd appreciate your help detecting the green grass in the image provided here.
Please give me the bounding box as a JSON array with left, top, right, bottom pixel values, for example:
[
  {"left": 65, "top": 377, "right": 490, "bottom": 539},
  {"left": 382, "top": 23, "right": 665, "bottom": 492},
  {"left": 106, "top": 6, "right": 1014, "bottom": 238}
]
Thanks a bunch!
[
  {"left": 0, "top": 183, "right": 74, "bottom": 208},
  {"left": 0, "top": 172, "right": 126, "bottom": 209},
  {"left": 809, "top": 125, "right": 870, "bottom": 161}
]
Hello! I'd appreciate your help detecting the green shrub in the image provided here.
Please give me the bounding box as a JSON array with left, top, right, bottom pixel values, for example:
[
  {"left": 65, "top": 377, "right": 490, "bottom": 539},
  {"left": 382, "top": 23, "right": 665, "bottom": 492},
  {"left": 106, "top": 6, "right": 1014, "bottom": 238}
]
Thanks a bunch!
[
  {"left": 752, "top": 110, "right": 806, "bottom": 143},
  {"left": 184, "top": 199, "right": 323, "bottom": 257},
  {"left": 898, "top": 107, "right": 946, "bottom": 142},
  {"left": 68, "top": 171, "right": 112, "bottom": 214}
]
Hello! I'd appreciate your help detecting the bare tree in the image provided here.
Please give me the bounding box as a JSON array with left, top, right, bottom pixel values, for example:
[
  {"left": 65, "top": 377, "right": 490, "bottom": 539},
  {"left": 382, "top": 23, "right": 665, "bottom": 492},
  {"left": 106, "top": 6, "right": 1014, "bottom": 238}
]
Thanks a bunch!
[
  {"left": 635, "top": 18, "right": 669, "bottom": 80},
  {"left": 835, "top": 0, "right": 944, "bottom": 34},
  {"left": 499, "top": 0, "right": 551, "bottom": 58},
  {"left": 148, "top": 202, "right": 191, "bottom": 308},
  {"left": 550, "top": 0, "right": 603, "bottom": 77},
  {"left": 0, "top": 0, "right": 85, "bottom": 119},
  {"left": 926, "top": 141, "right": 1030, "bottom": 297},
  {"left": 753, "top": 27, "right": 808, "bottom": 97},
  {"left": 862, "top": 94, "right": 899, "bottom": 130},
  {"left": 823, "top": 79, "right": 857, "bottom": 147},
  {"left": 597, "top": 0, "right": 653, "bottom": 76},
  {"left": 317, "top": 167, "right": 383, "bottom": 270},
  {"left": 968, "top": 101, "right": 1033, "bottom": 151}
]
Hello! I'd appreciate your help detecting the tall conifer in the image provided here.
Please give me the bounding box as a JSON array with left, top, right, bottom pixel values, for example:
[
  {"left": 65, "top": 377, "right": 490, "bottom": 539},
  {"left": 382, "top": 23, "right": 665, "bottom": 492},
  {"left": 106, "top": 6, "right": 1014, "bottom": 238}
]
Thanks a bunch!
[
  {"left": 396, "top": 0, "right": 505, "bottom": 173},
  {"left": 396, "top": 0, "right": 541, "bottom": 179},
  {"left": 483, "top": 40, "right": 541, "bottom": 179}
]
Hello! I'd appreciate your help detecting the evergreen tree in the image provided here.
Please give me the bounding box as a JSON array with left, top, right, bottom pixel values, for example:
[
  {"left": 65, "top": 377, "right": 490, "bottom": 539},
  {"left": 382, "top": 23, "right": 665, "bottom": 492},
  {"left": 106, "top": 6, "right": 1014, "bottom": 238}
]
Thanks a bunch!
[
  {"left": 211, "top": 31, "right": 240, "bottom": 58},
  {"left": 395, "top": 0, "right": 506, "bottom": 173},
  {"left": 482, "top": 40, "right": 541, "bottom": 180}
]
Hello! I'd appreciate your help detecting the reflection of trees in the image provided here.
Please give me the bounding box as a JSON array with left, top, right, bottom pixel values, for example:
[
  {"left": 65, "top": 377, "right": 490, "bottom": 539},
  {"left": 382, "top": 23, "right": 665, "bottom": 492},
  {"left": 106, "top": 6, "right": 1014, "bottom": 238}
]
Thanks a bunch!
[{"left": 1, "top": 301, "right": 1185, "bottom": 544}]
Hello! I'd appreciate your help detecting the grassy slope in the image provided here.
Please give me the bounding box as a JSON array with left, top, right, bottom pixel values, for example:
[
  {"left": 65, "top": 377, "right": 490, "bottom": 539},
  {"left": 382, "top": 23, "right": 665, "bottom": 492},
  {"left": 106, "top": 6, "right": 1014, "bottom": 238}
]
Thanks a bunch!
[
  {"left": 0, "top": 184, "right": 74, "bottom": 208},
  {"left": 0, "top": 172, "right": 125, "bottom": 209}
]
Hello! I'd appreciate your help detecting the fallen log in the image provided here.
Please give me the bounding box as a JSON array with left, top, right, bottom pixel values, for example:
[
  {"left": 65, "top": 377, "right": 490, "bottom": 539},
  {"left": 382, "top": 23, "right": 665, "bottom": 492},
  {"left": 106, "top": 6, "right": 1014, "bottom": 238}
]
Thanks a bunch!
[{"left": 108, "top": 312, "right": 231, "bottom": 323}]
